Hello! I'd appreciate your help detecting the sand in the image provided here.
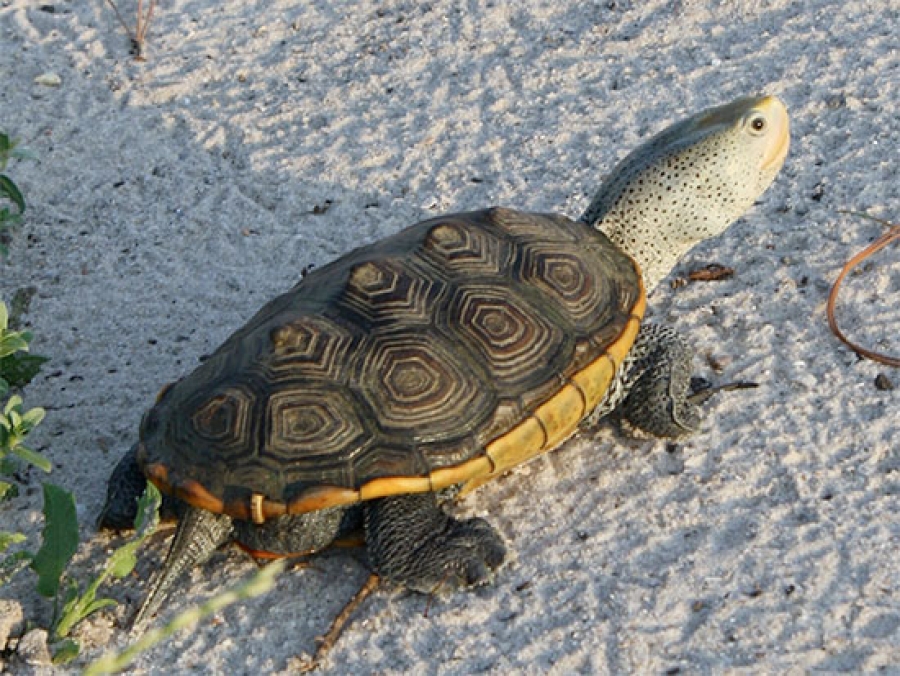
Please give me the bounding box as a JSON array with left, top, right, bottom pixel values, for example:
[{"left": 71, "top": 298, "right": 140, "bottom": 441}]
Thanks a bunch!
[{"left": 0, "top": 0, "right": 897, "bottom": 673}]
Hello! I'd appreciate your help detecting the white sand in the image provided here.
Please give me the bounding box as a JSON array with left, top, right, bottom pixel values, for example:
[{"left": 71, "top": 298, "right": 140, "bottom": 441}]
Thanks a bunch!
[{"left": 1, "top": 0, "right": 898, "bottom": 673}]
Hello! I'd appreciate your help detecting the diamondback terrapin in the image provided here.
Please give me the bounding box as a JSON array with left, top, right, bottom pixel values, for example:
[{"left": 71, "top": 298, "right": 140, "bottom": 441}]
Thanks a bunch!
[{"left": 101, "top": 95, "right": 790, "bottom": 624}]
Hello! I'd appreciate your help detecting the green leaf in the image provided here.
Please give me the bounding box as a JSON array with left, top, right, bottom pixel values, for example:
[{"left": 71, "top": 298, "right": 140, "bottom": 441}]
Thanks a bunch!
[
  {"left": 0, "top": 530, "right": 26, "bottom": 553},
  {"left": 0, "top": 549, "right": 32, "bottom": 585},
  {"left": 30, "top": 483, "right": 79, "bottom": 598},
  {"left": 11, "top": 443, "right": 52, "bottom": 473},
  {"left": 3, "top": 393, "right": 22, "bottom": 414},
  {"left": 0, "top": 175, "right": 25, "bottom": 213},
  {"left": 0, "top": 333, "right": 30, "bottom": 359},
  {"left": 134, "top": 481, "right": 162, "bottom": 534},
  {"left": 51, "top": 638, "right": 80, "bottom": 664},
  {"left": 0, "top": 208, "right": 21, "bottom": 226},
  {"left": 0, "top": 392, "right": 50, "bottom": 473},
  {"left": 19, "top": 405, "right": 46, "bottom": 432},
  {"left": 99, "top": 483, "right": 162, "bottom": 581},
  {"left": 81, "top": 597, "right": 118, "bottom": 616},
  {"left": 0, "top": 353, "right": 48, "bottom": 388},
  {"left": 0, "top": 470, "right": 19, "bottom": 495},
  {"left": 10, "top": 146, "right": 37, "bottom": 162}
]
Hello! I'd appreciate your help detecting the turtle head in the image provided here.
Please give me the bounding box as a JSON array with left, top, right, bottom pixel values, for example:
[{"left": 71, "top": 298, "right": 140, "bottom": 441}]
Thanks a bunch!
[{"left": 581, "top": 95, "right": 790, "bottom": 291}]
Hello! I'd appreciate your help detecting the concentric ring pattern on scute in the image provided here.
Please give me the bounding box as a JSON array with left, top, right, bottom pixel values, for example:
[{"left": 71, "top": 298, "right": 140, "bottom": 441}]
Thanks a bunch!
[
  {"left": 139, "top": 208, "right": 642, "bottom": 516},
  {"left": 359, "top": 331, "right": 496, "bottom": 439},
  {"left": 448, "top": 285, "right": 566, "bottom": 388}
]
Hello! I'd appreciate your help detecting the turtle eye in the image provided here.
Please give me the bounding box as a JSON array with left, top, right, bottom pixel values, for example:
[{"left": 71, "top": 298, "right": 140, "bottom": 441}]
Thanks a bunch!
[{"left": 747, "top": 114, "right": 767, "bottom": 134}]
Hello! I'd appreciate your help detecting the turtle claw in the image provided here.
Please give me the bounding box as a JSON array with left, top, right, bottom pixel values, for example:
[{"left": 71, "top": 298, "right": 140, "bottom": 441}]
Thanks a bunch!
[
  {"left": 434, "top": 516, "right": 507, "bottom": 591},
  {"left": 688, "top": 378, "right": 759, "bottom": 405}
]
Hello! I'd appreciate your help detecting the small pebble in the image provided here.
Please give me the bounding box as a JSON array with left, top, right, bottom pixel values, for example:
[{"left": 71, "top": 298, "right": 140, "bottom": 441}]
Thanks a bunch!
[
  {"left": 874, "top": 373, "right": 894, "bottom": 391},
  {"left": 34, "top": 72, "right": 61, "bottom": 87},
  {"left": 17, "top": 628, "right": 52, "bottom": 666},
  {"left": 0, "top": 599, "right": 24, "bottom": 648}
]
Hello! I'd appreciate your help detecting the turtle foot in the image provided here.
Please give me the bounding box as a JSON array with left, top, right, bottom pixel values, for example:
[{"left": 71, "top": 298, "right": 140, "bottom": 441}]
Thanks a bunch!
[{"left": 364, "top": 492, "right": 506, "bottom": 594}]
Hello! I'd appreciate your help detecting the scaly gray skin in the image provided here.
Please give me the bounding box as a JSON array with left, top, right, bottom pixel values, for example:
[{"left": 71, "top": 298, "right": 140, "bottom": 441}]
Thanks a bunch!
[{"left": 102, "top": 94, "right": 790, "bottom": 626}]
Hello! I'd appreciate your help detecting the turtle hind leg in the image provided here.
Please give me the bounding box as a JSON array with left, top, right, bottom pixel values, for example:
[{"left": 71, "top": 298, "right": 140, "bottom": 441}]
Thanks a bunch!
[
  {"left": 133, "top": 506, "right": 233, "bottom": 628},
  {"left": 618, "top": 323, "right": 702, "bottom": 438},
  {"left": 364, "top": 492, "right": 506, "bottom": 594}
]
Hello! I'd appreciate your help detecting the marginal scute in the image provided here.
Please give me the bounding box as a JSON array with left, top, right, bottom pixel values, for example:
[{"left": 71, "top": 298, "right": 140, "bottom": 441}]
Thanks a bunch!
[
  {"left": 429, "top": 454, "right": 493, "bottom": 489},
  {"left": 533, "top": 383, "right": 587, "bottom": 448},
  {"left": 137, "top": 209, "right": 645, "bottom": 521},
  {"left": 483, "top": 416, "right": 547, "bottom": 477},
  {"left": 359, "top": 476, "right": 432, "bottom": 501},
  {"left": 287, "top": 485, "right": 360, "bottom": 515},
  {"left": 570, "top": 354, "right": 618, "bottom": 413}
]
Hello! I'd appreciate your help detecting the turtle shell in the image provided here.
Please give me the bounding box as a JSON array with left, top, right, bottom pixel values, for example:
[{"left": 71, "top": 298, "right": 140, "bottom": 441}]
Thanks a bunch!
[{"left": 138, "top": 208, "right": 645, "bottom": 524}]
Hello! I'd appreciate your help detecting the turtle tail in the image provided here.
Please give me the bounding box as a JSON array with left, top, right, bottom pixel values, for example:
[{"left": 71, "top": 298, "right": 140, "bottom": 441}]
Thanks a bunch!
[{"left": 133, "top": 505, "right": 233, "bottom": 629}]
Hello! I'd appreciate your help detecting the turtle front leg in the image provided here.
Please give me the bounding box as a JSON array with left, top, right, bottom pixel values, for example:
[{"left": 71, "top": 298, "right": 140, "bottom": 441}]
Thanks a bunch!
[
  {"left": 98, "top": 445, "right": 180, "bottom": 529},
  {"left": 364, "top": 492, "right": 506, "bottom": 593},
  {"left": 617, "top": 323, "right": 702, "bottom": 438},
  {"left": 98, "top": 445, "right": 147, "bottom": 529}
]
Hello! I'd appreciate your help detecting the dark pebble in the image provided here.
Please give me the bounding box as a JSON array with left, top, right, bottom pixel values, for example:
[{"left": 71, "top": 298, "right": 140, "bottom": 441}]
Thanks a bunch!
[{"left": 875, "top": 374, "right": 894, "bottom": 391}]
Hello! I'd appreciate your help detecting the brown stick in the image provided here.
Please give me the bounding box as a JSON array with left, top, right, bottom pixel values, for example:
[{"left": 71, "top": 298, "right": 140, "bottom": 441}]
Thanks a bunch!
[
  {"left": 105, "top": 0, "right": 157, "bottom": 60},
  {"left": 105, "top": 0, "right": 134, "bottom": 40},
  {"left": 826, "top": 212, "right": 900, "bottom": 368},
  {"left": 297, "top": 573, "right": 381, "bottom": 672}
]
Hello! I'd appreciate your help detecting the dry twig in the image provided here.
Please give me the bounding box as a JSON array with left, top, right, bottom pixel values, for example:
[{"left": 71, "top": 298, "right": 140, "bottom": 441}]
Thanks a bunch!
[
  {"left": 826, "top": 211, "right": 900, "bottom": 367},
  {"left": 296, "top": 574, "right": 381, "bottom": 673},
  {"left": 105, "top": 0, "right": 157, "bottom": 60}
]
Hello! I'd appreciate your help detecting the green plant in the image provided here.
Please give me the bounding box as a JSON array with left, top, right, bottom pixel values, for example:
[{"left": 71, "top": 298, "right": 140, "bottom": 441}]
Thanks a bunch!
[
  {"left": 54, "top": 483, "right": 161, "bottom": 644},
  {"left": 1, "top": 298, "right": 50, "bottom": 589},
  {"left": 0, "top": 131, "right": 33, "bottom": 257},
  {"left": 0, "top": 529, "right": 29, "bottom": 586},
  {"left": 0, "top": 301, "right": 50, "bottom": 499},
  {"left": 85, "top": 557, "right": 286, "bottom": 675},
  {"left": 1, "top": 481, "right": 162, "bottom": 664}
]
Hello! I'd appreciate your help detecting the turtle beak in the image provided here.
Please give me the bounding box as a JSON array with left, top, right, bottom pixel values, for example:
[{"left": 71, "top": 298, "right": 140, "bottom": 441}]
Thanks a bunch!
[{"left": 757, "top": 95, "right": 790, "bottom": 172}]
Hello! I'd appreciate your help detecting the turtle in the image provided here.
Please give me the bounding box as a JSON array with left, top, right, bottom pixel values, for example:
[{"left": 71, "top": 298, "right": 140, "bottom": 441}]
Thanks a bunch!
[{"left": 100, "top": 94, "right": 790, "bottom": 624}]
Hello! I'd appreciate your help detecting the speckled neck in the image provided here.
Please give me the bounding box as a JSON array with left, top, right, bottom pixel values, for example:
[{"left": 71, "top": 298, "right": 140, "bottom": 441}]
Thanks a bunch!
[{"left": 579, "top": 95, "right": 790, "bottom": 292}]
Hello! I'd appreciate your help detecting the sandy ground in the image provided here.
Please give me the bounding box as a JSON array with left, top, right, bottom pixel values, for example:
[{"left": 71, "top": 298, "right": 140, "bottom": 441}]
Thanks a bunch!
[{"left": 1, "top": 0, "right": 898, "bottom": 673}]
